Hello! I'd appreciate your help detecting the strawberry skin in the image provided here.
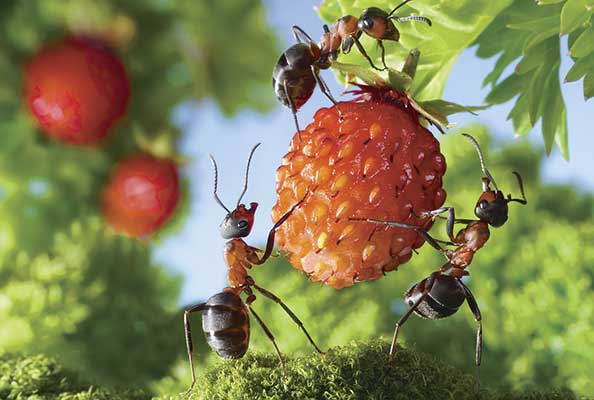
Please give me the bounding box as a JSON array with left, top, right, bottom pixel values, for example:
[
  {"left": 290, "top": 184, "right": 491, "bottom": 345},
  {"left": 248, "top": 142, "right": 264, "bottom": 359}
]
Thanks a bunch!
[{"left": 272, "top": 88, "right": 446, "bottom": 289}]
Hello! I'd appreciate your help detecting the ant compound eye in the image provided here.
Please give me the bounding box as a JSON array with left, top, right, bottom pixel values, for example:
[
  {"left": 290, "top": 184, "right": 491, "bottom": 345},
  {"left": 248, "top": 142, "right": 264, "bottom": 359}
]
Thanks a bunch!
[
  {"left": 479, "top": 200, "right": 488, "bottom": 209},
  {"left": 237, "top": 220, "right": 249, "bottom": 229},
  {"left": 359, "top": 17, "right": 374, "bottom": 30}
]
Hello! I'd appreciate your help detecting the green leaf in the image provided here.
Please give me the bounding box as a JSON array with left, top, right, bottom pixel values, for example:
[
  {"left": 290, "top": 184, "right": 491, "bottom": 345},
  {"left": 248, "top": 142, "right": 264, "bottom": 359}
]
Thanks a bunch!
[
  {"left": 417, "top": 100, "right": 489, "bottom": 117},
  {"left": 485, "top": 74, "right": 525, "bottom": 105},
  {"left": 584, "top": 71, "right": 594, "bottom": 99},
  {"left": 565, "top": 52, "right": 594, "bottom": 82},
  {"left": 507, "top": 93, "right": 533, "bottom": 137},
  {"left": 569, "top": 24, "right": 594, "bottom": 57},
  {"left": 560, "top": 0, "right": 593, "bottom": 35},
  {"left": 330, "top": 61, "right": 386, "bottom": 87},
  {"left": 319, "top": 0, "right": 514, "bottom": 100},
  {"left": 527, "top": 66, "right": 546, "bottom": 125},
  {"left": 507, "top": 15, "right": 560, "bottom": 31},
  {"left": 515, "top": 39, "right": 558, "bottom": 75},
  {"left": 541, "top": 62, "right": 566, "bottom": 155}
]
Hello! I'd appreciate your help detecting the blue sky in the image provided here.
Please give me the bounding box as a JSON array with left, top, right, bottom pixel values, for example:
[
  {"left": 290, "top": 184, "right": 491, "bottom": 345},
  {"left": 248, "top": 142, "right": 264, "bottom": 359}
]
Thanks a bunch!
[{"left": 154, "top": 1, "right": 593, "bottom": 306}]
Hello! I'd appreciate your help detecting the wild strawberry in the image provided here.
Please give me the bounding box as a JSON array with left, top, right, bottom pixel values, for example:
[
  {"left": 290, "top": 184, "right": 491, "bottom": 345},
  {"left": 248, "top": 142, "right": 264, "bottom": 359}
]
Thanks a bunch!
[
  {"left": 102, "top": 154, "right": 180, "bottom": 237},
  {"left": 24, "top": 36, "right": 130, "bottom": 145},
  {"left": 272, "top": 85, "right": 446, "bottom": 289}
]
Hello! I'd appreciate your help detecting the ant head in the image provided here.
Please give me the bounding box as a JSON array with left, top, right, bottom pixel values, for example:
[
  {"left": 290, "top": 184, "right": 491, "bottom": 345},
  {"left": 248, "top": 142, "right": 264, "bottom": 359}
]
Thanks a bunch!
[
  {"left": 464, "top": 134, "right": 528, "bottom": 228},
  {"left": 220, "top": 202, "right": 258, "bottom": 239},
  {"left": 474, "top": 179, "right": 508, "bottom": 227},
  {"left": 209, "top": 143, "right": 261, "bottom": 239},
  {"left": 358, "top": 7, "right": 399, "bottom": 41}
]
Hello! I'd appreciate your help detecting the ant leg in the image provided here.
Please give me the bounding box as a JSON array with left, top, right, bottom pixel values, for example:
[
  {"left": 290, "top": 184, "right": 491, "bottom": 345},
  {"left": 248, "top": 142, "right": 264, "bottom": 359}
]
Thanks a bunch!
[
  {"left": 460, "top": 280, "right": 483, "bottom": 393},
  {"left": 182, "top": 303, "right": 207, "bottom": 396},
  {"left": 252, "top": 283, "right": 325, "bottom": 354},
  {"left": 377, "top": 40, "right": 388, "bottom": 70},
  {"left": 282, "top": 79, "right": 301, "bottom": 140},
  {"left": 349, "top": 217, "right": 449, "bottom": 256},
  {"left": 246, "top": 304, "right": 287, "bottom": 382},
  {"left": 353, "top": 36, "right": 383, "bottom": 71},
  {"left": 292, "top": 25, "right": 314, "bottom": 44},
  {"left": 256, "top": 192, "right": 309, "bottom": 265},
  {"left": 310, "top": 66, "right": 342, "bottom": 118},
  {"left": 389, "top": 271, "right": 439, "bottom": 361}
]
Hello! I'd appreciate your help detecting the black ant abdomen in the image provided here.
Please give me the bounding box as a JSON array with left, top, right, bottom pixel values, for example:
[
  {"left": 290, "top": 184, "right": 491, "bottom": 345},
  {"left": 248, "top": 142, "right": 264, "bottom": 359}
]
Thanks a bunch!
[
  {"left": 202, "top": 291, "right": 250, "bottom": 359},
  {"left": 273, "top": 43, "right": 319, "bottom": 111},
  {"left": 405, "top": 274, "right": 466, "bottom": 320}
]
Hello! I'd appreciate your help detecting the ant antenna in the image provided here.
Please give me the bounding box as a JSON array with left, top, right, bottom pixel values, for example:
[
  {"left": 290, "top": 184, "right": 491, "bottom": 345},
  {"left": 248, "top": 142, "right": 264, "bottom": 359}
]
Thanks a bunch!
[
  {"left": 507, "top": 171, "right": 527, "bottom": 204},
  {"left": 388, "top": 0, "right": 414, "bottom": 17},
  {"left": 391, "top": 15, "right": 432, "bottom": 26},
  {"left": 462, "top": 133, "right": 499, "bottom": 192},
  {"left": 236, "top": 143, "right": 261, "bottom": 207},
  {"left": 209, "top": 154, "right": 231, "bottom": 214}
]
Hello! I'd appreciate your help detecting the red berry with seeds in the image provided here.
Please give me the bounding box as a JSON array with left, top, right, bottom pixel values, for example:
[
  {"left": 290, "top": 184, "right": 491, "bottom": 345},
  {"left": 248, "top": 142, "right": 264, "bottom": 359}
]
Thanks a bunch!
[
  {"left": 102, "top": 154, "right": 180, "bottom": 237},
  {"left": 272, "top": 86, "right": 447, "bottom": 289},
  {"left": 24, "top": 36, "right": 130, "bottom": 145}
]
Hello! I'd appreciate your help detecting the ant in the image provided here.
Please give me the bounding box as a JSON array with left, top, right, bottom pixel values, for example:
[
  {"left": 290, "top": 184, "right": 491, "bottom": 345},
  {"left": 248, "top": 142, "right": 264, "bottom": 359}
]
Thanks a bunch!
[
  {"left": 273, "top": 26, "right": 340, "bottom": 135},
  {"left": 350, "top": 133, "right": 527, "bottom": 384},
  {"left": 182, "top": 143, "right": 324, "bottom": 394},
  {"left": 320, "top": 0, "right": 432, "bottom": 71}
]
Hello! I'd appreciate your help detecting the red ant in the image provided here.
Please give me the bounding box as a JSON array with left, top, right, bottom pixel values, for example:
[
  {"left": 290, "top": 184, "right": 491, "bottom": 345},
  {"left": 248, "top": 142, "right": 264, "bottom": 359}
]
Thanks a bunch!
[
  {"left": 182, "top": 143, "right": 324, "bottom": 394},
  {"left": 350, "top": 133, "right": 527, "bottom": 383},
  {"left": 320, "top": 0, "right": 432, "bottom": 71}
]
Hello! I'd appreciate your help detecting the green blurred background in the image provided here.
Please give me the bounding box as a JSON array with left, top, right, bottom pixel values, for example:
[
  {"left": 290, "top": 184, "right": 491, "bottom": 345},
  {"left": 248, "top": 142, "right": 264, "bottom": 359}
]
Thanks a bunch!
[{"left": 0, "top": 0, "right": 592, "bottom": 397}]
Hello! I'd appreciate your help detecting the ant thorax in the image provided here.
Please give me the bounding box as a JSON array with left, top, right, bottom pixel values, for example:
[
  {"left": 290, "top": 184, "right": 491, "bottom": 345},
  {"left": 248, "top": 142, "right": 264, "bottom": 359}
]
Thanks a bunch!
[
  {"left": 446, "top": 221, "right": 491, "bottom": 273},
  {"left": 224, "top": 239, "right": 261, "bottom": 288}
]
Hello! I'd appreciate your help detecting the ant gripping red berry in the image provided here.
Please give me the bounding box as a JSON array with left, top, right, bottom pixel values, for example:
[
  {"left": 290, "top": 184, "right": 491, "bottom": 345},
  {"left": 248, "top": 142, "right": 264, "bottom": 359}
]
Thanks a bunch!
[
  {"left": 320, "top": 0, "right": 431, "bottom": 72},
  {"left": 350, "top": 133, "right": 527, "bottom": 385},
  {"left": 182, "top": 143, "right": 324, "bottom": 395}
]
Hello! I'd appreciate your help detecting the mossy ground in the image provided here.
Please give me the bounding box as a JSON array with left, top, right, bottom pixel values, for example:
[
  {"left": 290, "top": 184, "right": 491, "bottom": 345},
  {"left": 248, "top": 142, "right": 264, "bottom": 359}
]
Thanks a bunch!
[
  {"left": 185, "top": 339, "right": 577, "bottom": 400},
  {"left": 0, "top": 341, "right": 581, "bottom": 400},
  {"left": 0, "top": 354, "right": 148, "bottom": 399}
]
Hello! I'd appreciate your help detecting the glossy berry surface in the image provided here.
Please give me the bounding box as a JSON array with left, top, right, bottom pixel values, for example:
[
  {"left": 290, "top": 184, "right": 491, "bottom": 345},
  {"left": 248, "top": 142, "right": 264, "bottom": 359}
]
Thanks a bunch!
[
  {"left": 102, "top": 154, "right": 180, "bottom": 237},
  {"left": 272, "top": 88, "right": 446, "bottom": 289},
  {"left": 24, "top": 37, "right": 130, "bottom": 145}
]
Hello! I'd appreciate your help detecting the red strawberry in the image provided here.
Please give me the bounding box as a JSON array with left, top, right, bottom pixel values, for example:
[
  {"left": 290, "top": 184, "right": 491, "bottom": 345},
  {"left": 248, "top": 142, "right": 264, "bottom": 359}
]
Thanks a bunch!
[
  {"left": 272, "top": 85, "right": 446, "bottom": 289},
  {"left": 24, "top": 36, "right": 130, "bottom": 145},
  {"left": 102, "top": 154, "right": 180, "bottom": 237}
]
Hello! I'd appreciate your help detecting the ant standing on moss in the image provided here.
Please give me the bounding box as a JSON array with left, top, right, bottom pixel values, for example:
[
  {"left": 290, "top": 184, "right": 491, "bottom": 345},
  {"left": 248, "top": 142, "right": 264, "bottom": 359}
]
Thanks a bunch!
[
  {"left": 182, "top": 143, "right": 324, "bottom": 395},
  {"left": 350, "top": 133, "right": 527, "bottom": 384}
]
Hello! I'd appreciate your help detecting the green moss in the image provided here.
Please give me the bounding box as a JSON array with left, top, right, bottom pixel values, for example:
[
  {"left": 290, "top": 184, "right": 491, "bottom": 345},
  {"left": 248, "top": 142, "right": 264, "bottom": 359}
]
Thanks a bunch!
[
  {"left": 0, "top": 354, "right": 148, "bottom": 400},
  {"left": 185, "top": 339, "right": 577, "bottom": 400},
  {"left": 0, "top": 344, "right": 580, "bottom": 400}
]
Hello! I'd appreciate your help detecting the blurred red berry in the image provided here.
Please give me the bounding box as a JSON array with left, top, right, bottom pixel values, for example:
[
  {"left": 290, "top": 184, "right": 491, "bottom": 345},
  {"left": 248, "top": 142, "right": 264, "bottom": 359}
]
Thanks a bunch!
[
  {"left": 24, "top": 36, "right": 130, "bottom": 145},
  {"left": 272, "top": 86, "right": 446, "bottom": 289},
  {"left": 102, "top": 154, "right": 180, "bottom": 237}
]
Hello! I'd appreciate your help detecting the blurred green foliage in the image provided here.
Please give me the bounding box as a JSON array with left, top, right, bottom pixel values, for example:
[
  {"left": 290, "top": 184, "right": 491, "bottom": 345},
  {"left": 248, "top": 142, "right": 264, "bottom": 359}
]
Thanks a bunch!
[
  {"left": 0, "top": 0, "right": 278, "bottom": 389},
  {"left": 225, "top": 127, "right": 594, "bottom": 396},
  {"left": 319, "top": 0, "right": 594, "bottom": 157}
]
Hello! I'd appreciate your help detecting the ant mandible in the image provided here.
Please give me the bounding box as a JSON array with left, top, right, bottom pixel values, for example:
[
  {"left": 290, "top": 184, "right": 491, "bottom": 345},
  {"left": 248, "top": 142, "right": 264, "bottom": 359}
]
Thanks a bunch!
[
  {"left": 320, "top": 0, "right": 432, "bottom": 71},
  {"left": 350, "top": 133, "right": 527, "bottom": 381},
  {"left": 182, "top": 143, "right": 324, "bottom": 394}
]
